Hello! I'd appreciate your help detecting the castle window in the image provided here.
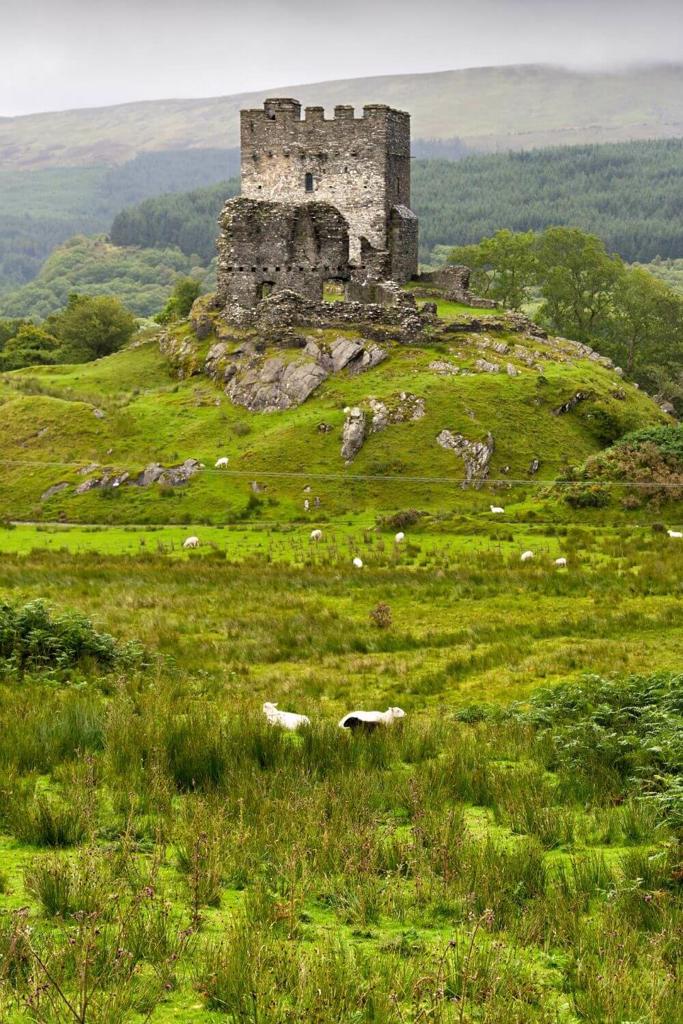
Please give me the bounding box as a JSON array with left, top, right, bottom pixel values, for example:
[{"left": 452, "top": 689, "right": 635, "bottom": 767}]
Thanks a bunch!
[
  {"left": 261, "top": 282, "right": 274, "bottom": 298},
  {"left": 305, "top": 172, "right": 314, "bottom": 193}
]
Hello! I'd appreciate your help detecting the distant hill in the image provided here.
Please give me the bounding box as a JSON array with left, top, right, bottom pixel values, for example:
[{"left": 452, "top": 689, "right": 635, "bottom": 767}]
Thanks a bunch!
[{"left": 4, "top": 63, "right": 683, "bottom": 171}]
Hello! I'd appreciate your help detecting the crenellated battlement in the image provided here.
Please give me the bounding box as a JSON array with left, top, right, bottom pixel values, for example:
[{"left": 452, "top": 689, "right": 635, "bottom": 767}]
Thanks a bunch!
[{"left": 243, "top": 99, "right": 407, "bottom": 126}]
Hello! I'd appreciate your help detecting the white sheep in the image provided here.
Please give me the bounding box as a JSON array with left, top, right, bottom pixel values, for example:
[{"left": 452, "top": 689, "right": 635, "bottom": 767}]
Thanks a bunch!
[
  {"left": 304, "top": 499, "right": 310, "bottom": 512},
  {"left": 262, "top": 702, "right": 310, "bottom": 731},
  {"left": 520, "top": 550, "right": 534, "bottom": 562},
  {"left": 490, "top": 505, "right": 505, "bottom": 514},
  {"left": 395, "top": 531, "right": 405, "bottom": 543},
  {"left": 353, "top": 556, "right": 363, "bottom": 568},
  {"left": 339, "top": 707, "right": 406, "bottom": 732},
  {"left": 310, "top": 529, "right": 323, "bottom": 542},
  {"left": 668, "top": 529, "right": 682, "bottom": 539},
  {"left": 555, "top": 557, "right": 567, "bottom": 567},
  {"left": 214, "top": 457, "right": 229, "bottom": 469},
  {"left": 183, "top": 536, "right": 200, "bottom": 550}
]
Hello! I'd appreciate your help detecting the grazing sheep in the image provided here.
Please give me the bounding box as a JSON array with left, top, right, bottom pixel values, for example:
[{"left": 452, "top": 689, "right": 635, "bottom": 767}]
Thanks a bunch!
[
  {"left": 339, "top": 707, "right": 406, "bottom": 732},
  {"left": 310, "top": 529, "right": 323, "bottom": 542},
  {"left": 394, "top": 531, "right": 405, "bottom": 543},
  {"left": 183, "top": 536, "right": 200, "bottom": 550},
  {"left": 304, "top": 499, "right": 310, "bottom": 512},
  {"left": 215, "top": 457, "right": 229, "bottom": 469},
  {"left": 262, "top": 702, "right": 310, "bottom": 731},
  {"left": 490, "top": 505, "right": 505, "bottom": 514},
  {"left": 555, "top": 557, "right": 567, "bottom": 567},
  {"left": 668, "top": 530, "right": 682, "bottom": 539},
  {"left": 520, "top": 550, "right": 534, "bottom": 562},
  {"left": 353, "top": 556, "right": 363, "bottom": 568}
]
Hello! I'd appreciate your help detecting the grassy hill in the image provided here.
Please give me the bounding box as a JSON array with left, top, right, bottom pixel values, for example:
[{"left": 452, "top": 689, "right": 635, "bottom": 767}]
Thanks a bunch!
[
  {"left": 4, "top": 63, "right": 683, "bottom": 171},
  {"left": 0, "top": 301, "right": 667, "bottom": 526}
]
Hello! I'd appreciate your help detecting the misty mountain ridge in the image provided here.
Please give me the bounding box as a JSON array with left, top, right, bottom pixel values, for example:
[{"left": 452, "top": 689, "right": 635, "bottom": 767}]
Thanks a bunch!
[{"left": 4, "top": 62, "right": 683, "bottom": 170}]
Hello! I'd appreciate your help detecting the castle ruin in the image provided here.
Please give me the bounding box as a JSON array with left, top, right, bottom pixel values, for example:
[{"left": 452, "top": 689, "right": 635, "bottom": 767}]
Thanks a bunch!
[{"left": 216, "top": 98, "right": 419, "bottom": 310}]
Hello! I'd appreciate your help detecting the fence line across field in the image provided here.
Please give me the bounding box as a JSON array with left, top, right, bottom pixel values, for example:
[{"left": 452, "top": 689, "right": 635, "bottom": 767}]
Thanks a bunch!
[{"left": 0, "top": 458, "right": 680, "bottom": 488}]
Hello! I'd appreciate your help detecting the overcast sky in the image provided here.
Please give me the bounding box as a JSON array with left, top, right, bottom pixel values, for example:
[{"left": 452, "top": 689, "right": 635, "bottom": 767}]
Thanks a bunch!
[{"left": 2, "top": 0, "right": 683, "bottom": 117}]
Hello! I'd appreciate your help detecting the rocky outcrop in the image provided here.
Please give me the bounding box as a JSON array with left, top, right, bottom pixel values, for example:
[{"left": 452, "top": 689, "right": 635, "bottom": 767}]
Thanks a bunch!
[
  {"left": 135, "top": 459, "right": 202, "bottom": 487},
  {"left": 474, "top": 358, "right": 500, "bottom": 374},
  {"left": 341, "top": 407, "right": 367, "bottom": 462},
  {"left": 189, "top": 293, "right": 221, "bottom": 340},
  {"left": 71, "top": 459, "right": 202, "bottom": 496},
  {"left": 369, "top": 393, "right": 425, "bottom": 433},
  {"left": 341, "top": 393, "right": 425, "bottom": 461},
  {"left": 430, "top": 360, "right": 460, "bottom": 376},
  {"left": 159, "top": 331, "right": 202, "bottom": 379},
  {"left": 226, "top": 356, "right": 328, "bottom": 412},
  {"left": 553, "top": 391, "right": 591, "bottom": 415},
  {"left": 436, "top": 430, "right": 495, "bottom": 488}
]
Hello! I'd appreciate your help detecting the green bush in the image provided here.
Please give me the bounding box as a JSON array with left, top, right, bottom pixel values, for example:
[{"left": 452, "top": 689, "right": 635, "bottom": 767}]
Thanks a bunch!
[{"left": 0, "top": 599, "right": 141, "bottom": 673}]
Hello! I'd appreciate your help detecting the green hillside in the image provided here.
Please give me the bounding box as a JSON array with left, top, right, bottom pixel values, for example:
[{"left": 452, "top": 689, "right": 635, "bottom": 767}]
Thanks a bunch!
[
  {"left": 0, "top": 150, "right": 238, "bottom": 296},
  {"left": 4, "top": 63, "right": 683, "bottom": 171},
  {"left": 0, "top": 236, "right": 214, "bottom": 319},
  {"left": 0, "top": 301, "right": 667, "bottom": 526}
]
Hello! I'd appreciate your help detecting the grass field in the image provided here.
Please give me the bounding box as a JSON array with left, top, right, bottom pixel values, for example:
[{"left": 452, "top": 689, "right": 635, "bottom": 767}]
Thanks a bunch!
[
  {"left": 0, "top": 534, "right": 681, "bottom": 1022},
  {"left": 0, "top": 298, "right": 680, "bottom": 1021}
]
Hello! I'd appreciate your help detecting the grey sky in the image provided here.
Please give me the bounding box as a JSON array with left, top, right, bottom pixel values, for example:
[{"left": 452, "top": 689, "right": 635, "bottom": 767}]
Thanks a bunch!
[{"left": 2, "top": 0, "right": 683, "bottom": 116}]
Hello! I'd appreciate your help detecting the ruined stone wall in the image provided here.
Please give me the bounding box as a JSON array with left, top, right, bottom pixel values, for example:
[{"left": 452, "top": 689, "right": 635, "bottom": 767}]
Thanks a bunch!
[
  {"left": 216, "top": 197, "right": 350, "bottom": 308},
  {"left": 417, "top": 265, "right": 498, "bottom": 309},
  {"left": 239, "top": 98, "right": 416, "bottom": 280}
]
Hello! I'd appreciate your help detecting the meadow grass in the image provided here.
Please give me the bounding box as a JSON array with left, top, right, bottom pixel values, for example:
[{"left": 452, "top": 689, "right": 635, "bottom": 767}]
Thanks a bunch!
[{"left": 0, "top": 534, "right": 679, "bottom": 1022}]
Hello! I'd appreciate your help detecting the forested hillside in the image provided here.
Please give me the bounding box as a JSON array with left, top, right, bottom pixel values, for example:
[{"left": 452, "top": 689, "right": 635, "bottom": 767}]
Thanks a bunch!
[
  {"left": 110, "top": 180, "right": 240, "bottom": 262},
  {"left": 0, "top": 236, "right": 213, "bottom": 319},
  {"left": 108, "top": 138, "right": 683, "bottom": 265},
  {"left": 0, "top": 148, "right": 238, "bottom": 295}
]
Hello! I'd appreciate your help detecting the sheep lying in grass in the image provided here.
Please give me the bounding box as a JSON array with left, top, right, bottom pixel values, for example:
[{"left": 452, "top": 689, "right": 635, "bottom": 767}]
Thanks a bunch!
[
  {"left": 338, "top": 707, "right": 406, "bottom": 732},
  {"left": 395, "top": 531, "right": 405, "bottom": 543},
  {"left": 263, "top": 702, "right": 310, "bottom": 731},
  {"left": 555, "top": 557, "right": 567, "bottom": 567},
  {"left": 520, "top": 550, "right": 534, "bottom": 562},
  {"left": 310, "top": 529, "right": 323, "bottom": 542},
  {"left": 668, "top": 529, "right": 682, "bottom": 539},
  {"left": 183, "top": 536, "right": 200, "bottom": 550},
  {"left": 215, "top": 457, "right": 229, "bottom": 469},
  {"left": 490, "top": 505, "right": 505, "bottom": 514},
  {"left": 353, "top": 557, "right": 363, "bottom": 568}
]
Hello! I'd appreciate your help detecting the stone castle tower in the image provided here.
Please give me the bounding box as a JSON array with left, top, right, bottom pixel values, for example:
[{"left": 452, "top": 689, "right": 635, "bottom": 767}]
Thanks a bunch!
[{"left": 239, "top": 98, "right": 418, "bottom": 282}]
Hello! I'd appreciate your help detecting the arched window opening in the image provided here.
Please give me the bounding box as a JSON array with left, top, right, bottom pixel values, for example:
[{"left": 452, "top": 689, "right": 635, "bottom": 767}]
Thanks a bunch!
[{"left": 305, "top": 172, "right": 314, "bottom": 193}]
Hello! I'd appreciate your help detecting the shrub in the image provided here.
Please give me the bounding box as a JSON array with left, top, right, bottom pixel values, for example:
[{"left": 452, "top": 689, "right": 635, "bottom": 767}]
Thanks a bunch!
[
  {"left": 0, "top": 599, "right": 142, "bottom": 674},
  {"left": 369, "top": 602, "right": 392, "bottom": 629}
]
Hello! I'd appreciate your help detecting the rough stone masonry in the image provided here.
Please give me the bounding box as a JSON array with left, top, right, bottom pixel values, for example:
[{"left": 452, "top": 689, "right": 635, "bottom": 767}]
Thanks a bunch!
[{"left": 217, "top": 97, "right": 419, "bottom": 309}]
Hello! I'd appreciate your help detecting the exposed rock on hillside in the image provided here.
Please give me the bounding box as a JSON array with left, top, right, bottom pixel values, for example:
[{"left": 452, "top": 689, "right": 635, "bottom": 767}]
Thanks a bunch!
[
  {"left": 342, "top": 407, "right": 366, "bottom": 462},
  {"left": 437, "top": 430, "right": 495, "bottom": 488},
  {"left": 226, "top": 356, "right": 328, "bottom": 413},
  {"left": 369, "top": 393, "right": 425, "bottom": 432},
  {"left": 429, "top": 360, "right": 460, "bottom": 376},
  {"left": 341, "top": 393, "right": 425, "bottom": 461},
  {"left": 136, "top": 459, "right": 202, "bottom": 487}
]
